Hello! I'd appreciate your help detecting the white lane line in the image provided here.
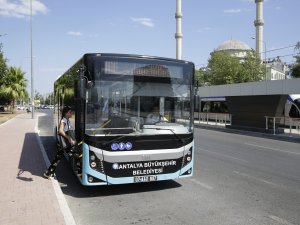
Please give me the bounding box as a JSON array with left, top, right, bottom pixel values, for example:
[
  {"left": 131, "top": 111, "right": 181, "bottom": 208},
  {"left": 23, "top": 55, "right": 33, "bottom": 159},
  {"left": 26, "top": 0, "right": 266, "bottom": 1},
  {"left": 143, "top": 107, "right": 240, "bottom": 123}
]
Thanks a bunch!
[
  {"left": 268, "top": 214, "right": 295, "bottom": 225},
  {"left": 234, "top": 171, "right": 278, "bottom": 187},
  {"left": 244, "top": 143, "right": 300, "bottom": 155},
  {"left": 200, "top": 148, "right": 248, "bottom": 163},
  {"left": 189, "top": 178, "right": 213, "bottom": 190}
]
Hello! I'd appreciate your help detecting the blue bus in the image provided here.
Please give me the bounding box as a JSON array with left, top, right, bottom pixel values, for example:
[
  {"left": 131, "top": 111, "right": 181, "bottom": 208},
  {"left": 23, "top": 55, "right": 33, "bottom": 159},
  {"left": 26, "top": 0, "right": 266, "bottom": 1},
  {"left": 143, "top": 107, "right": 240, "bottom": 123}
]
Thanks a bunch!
[{"left": 54, "top": 53, "right": 195, "bottom": 185}]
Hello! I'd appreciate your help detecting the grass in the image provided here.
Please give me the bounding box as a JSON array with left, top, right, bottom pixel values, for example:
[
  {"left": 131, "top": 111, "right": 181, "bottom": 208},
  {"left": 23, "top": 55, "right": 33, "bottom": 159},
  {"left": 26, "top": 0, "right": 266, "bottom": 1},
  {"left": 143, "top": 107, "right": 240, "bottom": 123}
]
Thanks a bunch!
[{"left": 0, "top": 111, "right": 21, "bottom": 124}]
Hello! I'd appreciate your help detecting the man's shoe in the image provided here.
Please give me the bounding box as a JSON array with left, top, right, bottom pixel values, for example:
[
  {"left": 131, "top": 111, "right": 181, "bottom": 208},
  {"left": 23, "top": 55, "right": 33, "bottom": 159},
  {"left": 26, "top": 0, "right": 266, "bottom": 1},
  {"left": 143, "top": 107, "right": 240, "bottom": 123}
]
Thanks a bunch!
[
  {"left": 43, "top": 171, "right": 54, "bottom": 179},
  {"left": 73, "top": 153, "right": 82, "bottom": 159}
]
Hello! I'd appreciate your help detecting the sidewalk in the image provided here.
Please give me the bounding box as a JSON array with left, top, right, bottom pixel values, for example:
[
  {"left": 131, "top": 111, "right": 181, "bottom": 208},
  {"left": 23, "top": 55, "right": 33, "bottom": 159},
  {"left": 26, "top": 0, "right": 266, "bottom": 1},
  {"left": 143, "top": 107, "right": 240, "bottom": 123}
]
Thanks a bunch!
[{"left": 0, "top": 113, "right": 74, "bottom": 225}]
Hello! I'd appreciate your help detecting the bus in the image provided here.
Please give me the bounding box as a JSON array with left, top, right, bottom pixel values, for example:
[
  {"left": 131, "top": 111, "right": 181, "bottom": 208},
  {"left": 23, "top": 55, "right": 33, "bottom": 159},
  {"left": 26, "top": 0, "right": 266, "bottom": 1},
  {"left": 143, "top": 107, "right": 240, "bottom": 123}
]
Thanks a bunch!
[{"left": 54, "top": 53, "right": 195, "bottom": 186}]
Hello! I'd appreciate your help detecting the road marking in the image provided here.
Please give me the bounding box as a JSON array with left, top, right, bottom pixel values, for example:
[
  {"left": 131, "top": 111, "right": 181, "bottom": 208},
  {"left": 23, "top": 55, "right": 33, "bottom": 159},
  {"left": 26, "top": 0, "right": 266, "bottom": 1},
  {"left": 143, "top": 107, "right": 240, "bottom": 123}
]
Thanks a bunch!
[
  {"left": 234, "top": 171, "right": 278, "bottom": 187},
  {"left": 244, "top": 143, "right": 300, "bottom": 155},
  {"left": 190, "top": 178, "right": 213, "bottom": 190},
  {"left": 268, "top": 214, "right": 295, "bottom": 225},
  {"left": 200, "top": 148, "right": 248, "bottom": 163}
]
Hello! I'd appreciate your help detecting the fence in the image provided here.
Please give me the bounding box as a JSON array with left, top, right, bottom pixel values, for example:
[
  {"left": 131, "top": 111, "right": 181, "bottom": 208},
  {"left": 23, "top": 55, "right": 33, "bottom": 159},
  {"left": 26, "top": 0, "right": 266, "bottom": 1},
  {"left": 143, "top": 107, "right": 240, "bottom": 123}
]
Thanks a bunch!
[
  {"left": 194, "top": 113, "right": 300, "bottom": 138},
  {"left": 265, "top": 116, "right": 300, "bottom": 136},
  {"left": 195, "top": 112, "right": 232, "bottom": 126}
]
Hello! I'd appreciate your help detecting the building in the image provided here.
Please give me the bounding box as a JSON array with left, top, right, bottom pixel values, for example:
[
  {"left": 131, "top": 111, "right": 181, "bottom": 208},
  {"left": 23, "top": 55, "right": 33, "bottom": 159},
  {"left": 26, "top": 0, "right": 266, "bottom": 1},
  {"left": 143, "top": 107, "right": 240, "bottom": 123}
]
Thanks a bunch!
[
  {"left": 265, "top": 57, "right": 289, "bottom": 80},
  {"left": 215, "top": 39, "right": 287, "bottom": 80},
  {"left": 215, "top": 39, "right": 251, "bottom": 59}
]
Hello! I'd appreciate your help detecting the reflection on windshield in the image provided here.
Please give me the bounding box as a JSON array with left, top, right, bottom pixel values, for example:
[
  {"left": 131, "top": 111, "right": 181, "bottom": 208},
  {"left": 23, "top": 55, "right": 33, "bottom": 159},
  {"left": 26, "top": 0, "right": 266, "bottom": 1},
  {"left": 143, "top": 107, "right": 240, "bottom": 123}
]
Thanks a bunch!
[{"left": 85, "top": 80, "right": 191, "bottom": 136}]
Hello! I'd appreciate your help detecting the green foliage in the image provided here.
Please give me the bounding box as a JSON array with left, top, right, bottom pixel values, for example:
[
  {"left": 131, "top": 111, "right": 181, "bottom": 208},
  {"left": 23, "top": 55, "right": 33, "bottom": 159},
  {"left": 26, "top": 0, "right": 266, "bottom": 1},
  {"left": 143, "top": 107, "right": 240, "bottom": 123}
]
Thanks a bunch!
[
  {"left": 240, "top": 51, "right": 265, "bottom": 82},
  {"left": 291, "top": 56, "right": 300, "bottom": 78},
  {"left": 208, "top": 51, "right": 241, "bottom": 85},
  {"left": 1, "top": 67, "right": 28, "bottom": 109},
  {"left": 0, "top": 44, "right": 8, "bottom": 88},
  {"left": 195, "top": 50, "right": 264, "bottom": 86},
  {"left": 291, "top": 42, "right": 300, "bottom": 78}
]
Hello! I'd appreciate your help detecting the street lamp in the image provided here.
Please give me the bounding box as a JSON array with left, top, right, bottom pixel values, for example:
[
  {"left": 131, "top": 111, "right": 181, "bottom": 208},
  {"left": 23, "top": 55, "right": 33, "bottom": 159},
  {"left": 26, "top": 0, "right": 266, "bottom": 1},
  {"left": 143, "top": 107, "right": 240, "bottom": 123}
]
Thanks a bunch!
[
  {"left": 252, "top": 37, "right": 267, "bottom": 80},
  {"left": 30, "top": 0, "right": 34, "bottom": 119}
]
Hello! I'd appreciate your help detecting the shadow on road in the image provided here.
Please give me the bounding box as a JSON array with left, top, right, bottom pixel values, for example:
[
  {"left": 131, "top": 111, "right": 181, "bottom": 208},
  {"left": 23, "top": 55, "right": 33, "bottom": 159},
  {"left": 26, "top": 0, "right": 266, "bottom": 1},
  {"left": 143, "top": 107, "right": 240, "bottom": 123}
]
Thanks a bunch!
[{"left": 60, "top": 178, "right": 182, "bottom": 198}]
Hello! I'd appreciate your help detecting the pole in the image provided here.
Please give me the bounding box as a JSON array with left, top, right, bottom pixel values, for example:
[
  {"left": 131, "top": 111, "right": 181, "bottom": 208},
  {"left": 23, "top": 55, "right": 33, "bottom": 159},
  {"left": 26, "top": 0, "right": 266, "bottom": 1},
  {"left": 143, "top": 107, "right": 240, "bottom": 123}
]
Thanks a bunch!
[
  {"left": 264, "top": 41, "right": 267, "bottom": 80},
  {"left": 252, "top": 37, "right": 267, "bottom": 80},
  {"left": 175, "top": 0, "right": 183, "bottom": 59},
  {"left": 30, "top": 0, "right": 34, "bottom": 118}
]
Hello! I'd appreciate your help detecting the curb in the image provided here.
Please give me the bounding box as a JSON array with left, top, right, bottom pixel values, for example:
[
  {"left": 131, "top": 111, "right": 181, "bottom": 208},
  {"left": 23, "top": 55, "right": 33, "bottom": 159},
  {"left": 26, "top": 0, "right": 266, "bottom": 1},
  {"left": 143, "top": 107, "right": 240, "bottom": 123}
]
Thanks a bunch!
[
  {"left": 35, "top": 114, "right": 77, "bottom": 225},
  {"left": 195, "top": 123, "right": 300, "bottom": 144}
]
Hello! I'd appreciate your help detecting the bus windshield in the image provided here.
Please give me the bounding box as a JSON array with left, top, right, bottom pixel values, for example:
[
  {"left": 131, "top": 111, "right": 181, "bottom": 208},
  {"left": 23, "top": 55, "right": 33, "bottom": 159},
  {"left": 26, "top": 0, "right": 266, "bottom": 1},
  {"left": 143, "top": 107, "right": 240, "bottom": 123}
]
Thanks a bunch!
[{"left": 85, "top": 60, "right": 193, "bottom": 136}]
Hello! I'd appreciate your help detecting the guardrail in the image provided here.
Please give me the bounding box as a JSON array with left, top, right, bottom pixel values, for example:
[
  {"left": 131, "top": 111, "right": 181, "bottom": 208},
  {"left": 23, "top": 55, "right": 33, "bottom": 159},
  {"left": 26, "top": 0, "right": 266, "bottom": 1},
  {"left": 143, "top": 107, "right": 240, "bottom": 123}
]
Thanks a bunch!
[
  {"left": 265, "top": 116, "right": 300, "bottom": 136},
  {"left": 195, "top": 112, "right": 232, "bottom": 126},
  {"left": 195, "top": 113, "right": 300, "bottom": 138}
]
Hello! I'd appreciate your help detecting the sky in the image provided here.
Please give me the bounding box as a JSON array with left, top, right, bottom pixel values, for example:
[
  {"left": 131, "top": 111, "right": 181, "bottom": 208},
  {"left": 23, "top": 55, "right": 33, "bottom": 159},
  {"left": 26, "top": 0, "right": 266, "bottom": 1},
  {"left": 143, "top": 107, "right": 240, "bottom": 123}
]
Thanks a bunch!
[{"left": 0, "top": 0, "right": 299, "bottom": 95}]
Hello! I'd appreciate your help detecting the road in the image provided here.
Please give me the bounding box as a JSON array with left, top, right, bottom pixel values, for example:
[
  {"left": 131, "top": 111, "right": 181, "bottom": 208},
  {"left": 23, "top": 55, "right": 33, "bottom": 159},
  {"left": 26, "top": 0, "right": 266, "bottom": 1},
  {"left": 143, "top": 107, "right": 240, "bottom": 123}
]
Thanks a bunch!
[{"left": 38, "top": 111, "right": 300, "bottom": 225}]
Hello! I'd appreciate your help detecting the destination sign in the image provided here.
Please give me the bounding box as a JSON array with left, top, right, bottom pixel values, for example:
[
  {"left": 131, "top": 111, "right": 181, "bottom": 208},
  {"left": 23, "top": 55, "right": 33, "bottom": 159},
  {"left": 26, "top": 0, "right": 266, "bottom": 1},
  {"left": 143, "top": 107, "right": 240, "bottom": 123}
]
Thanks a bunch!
[{"left": 104, "top": 61, "right": 183, "bottom": 78}]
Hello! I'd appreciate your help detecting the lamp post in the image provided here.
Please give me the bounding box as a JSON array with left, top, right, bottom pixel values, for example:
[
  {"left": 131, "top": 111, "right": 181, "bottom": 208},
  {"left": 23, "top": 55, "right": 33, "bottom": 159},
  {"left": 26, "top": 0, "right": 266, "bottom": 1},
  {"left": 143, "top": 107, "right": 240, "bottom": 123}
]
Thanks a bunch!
[
  {"left": 252, "top": 37, "right": 267, "bottom": 80},
  {"left": 30, "top": 0, "right": 34, "bottom": 118}
]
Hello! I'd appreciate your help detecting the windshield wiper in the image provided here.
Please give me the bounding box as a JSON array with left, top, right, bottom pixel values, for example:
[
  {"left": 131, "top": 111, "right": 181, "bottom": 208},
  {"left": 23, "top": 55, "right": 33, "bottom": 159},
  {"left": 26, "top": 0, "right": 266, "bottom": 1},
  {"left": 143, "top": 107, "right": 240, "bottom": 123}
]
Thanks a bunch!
[{"left": 144, "top": 127, "right": 185, "bottom": 144}]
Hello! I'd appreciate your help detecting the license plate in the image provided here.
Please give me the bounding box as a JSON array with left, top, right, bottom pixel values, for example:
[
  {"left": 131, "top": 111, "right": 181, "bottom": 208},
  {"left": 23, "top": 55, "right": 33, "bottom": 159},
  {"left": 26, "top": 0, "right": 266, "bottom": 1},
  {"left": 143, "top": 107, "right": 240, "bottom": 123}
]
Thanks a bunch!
[{"left": 134, "top": 175, "right": 157, "bottom": 183}]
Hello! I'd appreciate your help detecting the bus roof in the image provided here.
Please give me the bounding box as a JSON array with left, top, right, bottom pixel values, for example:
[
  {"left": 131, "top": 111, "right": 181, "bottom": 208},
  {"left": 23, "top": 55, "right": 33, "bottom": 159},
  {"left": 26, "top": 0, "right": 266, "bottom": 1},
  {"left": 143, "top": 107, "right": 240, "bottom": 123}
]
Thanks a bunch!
[{"left": 82, "top": 53, "right": 194, "bottom": 65}]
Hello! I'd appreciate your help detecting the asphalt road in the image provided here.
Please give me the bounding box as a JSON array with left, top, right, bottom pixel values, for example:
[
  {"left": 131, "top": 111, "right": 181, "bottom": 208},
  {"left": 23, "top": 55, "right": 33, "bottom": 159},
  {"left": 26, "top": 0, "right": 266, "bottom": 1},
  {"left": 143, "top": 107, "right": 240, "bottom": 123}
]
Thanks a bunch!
[{"left": 38, "top": 111, "right": 300, "bottom": 225}]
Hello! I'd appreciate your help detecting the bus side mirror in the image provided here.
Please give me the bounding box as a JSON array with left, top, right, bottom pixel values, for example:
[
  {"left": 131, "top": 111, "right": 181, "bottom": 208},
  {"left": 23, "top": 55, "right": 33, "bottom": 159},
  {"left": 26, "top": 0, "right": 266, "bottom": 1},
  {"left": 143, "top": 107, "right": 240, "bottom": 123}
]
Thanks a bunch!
[
  {"left": 75, "top": 77, "right": 87, "bottom": 100},
  {"left": 75, "top": 77, "right": 94, "bottom": 100}
]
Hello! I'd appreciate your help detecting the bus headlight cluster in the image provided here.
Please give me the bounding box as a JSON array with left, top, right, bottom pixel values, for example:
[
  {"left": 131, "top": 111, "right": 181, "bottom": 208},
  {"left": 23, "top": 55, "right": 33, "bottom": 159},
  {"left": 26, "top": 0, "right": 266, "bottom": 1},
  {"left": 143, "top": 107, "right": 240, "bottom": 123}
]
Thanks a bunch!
[
  {"left": 89, "top": 152, "right": 97, "bottom": 168},
  {"left": 182, "top": 147, "right": 193, "bottom": 167},
  {"left": 89, "top": 151, "right": 105, "bottom": 173}
]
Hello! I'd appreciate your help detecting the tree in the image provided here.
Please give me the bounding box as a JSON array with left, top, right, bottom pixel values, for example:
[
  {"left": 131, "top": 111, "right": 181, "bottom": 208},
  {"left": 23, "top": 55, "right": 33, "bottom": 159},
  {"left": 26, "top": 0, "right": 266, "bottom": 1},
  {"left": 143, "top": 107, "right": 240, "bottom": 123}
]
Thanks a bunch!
[
  {"left": 0, "top": 43, "right": 7, "bottom": 87},
  {"left": 240, "top": 50, "right": 265, "bottom": 82},
  {"left": 0, "top": 44, "right": 8, "bottom": 92},
  {"left": 1, "top": 67, "right": 28, "bottom": 112},
  {"left": 195, "top": 67, "right": 209, "bottom": 86},
  {"left": 199, "top": 50, "right": 264, "bottom": 85},
  {"left": 207, "top": 51, "right": 242, "bottom": 85},
  {"left": 291, "top": 41, "right": 300, "bottom": 78}
]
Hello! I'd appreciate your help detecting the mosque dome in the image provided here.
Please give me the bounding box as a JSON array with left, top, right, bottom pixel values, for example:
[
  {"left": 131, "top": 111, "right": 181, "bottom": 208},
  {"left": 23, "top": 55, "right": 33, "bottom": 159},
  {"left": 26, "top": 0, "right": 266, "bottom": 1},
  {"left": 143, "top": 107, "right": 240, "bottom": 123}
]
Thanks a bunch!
[
  {"left": 216, "top": 39, "right": 251, "bottom": 51},
  {"left": 215, "top": 39, "right": 251, "bottom": 59}
]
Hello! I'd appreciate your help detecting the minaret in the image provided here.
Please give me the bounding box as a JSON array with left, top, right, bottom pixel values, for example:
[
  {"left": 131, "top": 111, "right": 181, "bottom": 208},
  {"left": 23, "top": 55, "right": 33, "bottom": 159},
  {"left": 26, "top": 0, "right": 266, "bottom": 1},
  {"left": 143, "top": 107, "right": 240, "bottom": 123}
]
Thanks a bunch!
[
  {"left": 175, "top": 0, "right": 183, "bottom": 60},
  {"left": 254, "top": 0, "right": 264, "bottom": 60}
]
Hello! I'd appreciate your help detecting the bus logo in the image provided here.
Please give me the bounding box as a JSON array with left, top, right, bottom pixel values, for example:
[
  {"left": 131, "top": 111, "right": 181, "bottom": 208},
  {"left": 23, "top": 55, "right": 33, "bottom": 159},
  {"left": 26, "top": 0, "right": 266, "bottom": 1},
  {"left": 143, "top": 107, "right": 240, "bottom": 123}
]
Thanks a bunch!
[
  {"left": 119, "top": 142, "right": 126, "bottom": 150},
  {"left": 111, "top": 142, "right": 133, "bottom": 150},
  {"left": 112, "top": 163, "right": 119, "bottom": 169},
  {"left": 125, "top": 142, "right": 132, "bottom": 150},
  {"left": 111, "top": 143, "right": 119, "bottom": 150}
]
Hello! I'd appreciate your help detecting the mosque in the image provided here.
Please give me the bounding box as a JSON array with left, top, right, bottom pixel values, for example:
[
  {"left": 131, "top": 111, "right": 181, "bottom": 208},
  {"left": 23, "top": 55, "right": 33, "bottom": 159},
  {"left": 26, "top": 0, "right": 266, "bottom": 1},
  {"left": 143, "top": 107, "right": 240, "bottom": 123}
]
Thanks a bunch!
[
  {"left": 208, "top": 0, "right": 289, "bottom": 81},
  {"left": 213, "top": 38, "right": 288, "bottom": 81}
]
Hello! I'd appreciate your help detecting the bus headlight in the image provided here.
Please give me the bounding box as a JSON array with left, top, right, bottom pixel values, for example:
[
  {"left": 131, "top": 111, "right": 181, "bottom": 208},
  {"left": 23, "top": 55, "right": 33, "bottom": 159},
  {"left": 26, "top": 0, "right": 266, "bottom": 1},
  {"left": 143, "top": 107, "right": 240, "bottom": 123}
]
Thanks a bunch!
[
  {"left": 88, "top": 176, "right": 94, "bottom": 183},
  {"left": 90, "top": 155, "right": 96, "bottom": 161},
  {"left": 91, "top": 162, "right": 97, "bottom": 168}
]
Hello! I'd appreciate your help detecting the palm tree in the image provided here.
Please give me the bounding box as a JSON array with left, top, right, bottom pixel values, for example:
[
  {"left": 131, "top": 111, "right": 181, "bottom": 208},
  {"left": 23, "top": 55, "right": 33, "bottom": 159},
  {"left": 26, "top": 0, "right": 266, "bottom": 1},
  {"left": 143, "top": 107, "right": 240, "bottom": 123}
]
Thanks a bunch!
[{"left": 2, "top": 67, "right": 28, "bottom": 112}]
